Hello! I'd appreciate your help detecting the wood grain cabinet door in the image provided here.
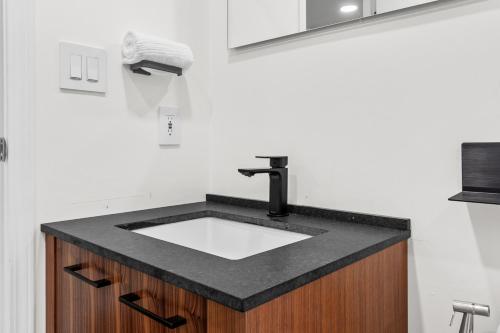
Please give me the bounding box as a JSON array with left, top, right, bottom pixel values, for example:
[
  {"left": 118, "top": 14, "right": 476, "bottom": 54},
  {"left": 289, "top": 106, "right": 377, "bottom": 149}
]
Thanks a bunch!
[
  {"left": 51, "top": 238, "right": 121, "bottom": 333},
  {"left": 119, "top": 266, "right": 207, "bottom": 333}
]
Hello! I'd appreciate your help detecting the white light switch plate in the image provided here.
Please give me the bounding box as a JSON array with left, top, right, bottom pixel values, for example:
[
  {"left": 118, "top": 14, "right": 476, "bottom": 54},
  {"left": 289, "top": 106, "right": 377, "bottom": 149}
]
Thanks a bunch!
[
  {"left": 60, "top": 42, "right": 107, "bottom": 93},
  {"left": 159, "top": 106, "right": 181, "bottom": 146}
]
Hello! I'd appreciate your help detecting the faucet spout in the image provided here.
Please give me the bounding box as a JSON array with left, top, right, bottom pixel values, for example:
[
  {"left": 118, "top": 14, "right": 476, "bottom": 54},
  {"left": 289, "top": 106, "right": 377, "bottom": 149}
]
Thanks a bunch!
[
  {"left": 238, "top": 156, "right": 289, "bottom": 217},
  {"left": 238, "top": 168, "right": 273, "bottom": 177}
]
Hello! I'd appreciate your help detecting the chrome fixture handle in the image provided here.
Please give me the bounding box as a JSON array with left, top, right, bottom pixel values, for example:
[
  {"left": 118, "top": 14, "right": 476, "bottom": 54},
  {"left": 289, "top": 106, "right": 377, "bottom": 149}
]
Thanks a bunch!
[{"left": 449, "top": 300, "right": 490, "bottom": 333}]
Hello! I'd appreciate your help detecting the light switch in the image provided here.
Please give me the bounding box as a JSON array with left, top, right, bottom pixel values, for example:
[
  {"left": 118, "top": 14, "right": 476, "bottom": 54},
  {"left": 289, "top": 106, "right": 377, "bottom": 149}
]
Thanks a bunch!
[
  {"left": 70, "top": 55, "right": 82, "bottom": 80},
  {"left": 60, "top": 42, "right": 107, "bottom": 93},
  {"left": 87, "top": 57, "right": 99, "bottom": 82}
]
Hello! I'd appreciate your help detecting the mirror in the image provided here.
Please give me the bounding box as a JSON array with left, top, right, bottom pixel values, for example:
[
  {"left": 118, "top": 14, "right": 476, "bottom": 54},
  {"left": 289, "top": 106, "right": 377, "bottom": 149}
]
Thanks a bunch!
[{"left": 228, "top": 0, "right": 437, "bottom": 48}]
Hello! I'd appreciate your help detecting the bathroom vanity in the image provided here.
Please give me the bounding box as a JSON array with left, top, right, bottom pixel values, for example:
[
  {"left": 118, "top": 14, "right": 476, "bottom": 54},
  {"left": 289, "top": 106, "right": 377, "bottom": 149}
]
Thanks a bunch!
[{"left": 43, "top": 195, "right": 411, "bottom": 333}]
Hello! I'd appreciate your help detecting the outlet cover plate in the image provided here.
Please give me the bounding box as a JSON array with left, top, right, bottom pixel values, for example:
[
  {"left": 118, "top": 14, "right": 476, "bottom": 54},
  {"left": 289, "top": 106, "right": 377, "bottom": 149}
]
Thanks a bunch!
[{"left": 159, "top": 106, "right": 181, "bottom": 146}]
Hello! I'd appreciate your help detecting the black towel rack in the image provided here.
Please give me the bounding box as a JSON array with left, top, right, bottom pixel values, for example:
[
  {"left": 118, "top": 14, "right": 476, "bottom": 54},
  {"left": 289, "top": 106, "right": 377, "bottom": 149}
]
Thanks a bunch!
[
  {"left": 130, "top": 60, "right": 182, "bottom": 76},
  {"left": 449, "top": 142, "right": 500, "bottom": 205}
]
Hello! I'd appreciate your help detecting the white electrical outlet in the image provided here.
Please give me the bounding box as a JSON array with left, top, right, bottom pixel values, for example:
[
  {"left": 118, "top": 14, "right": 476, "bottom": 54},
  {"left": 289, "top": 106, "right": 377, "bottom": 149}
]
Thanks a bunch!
[{"left": 159, "top": 106, "right": 181, "bottom": 145}]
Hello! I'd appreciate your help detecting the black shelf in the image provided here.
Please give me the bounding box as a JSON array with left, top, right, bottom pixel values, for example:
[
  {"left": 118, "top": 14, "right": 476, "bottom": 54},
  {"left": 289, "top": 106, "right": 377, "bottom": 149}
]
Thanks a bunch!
[
  {"left": 449, "top": 191, "right": 500, "bottom": 205},
  {"left": 449, "top": 142, "right": 500, "bottom": 205},
  {"left": 130, "top": 60, "right": 182, "bottom": 76}
]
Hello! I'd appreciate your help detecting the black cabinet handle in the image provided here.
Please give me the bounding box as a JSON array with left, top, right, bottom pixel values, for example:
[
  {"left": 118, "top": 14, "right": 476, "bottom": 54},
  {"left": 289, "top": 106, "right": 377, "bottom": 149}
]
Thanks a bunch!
[
  {"left": 119, "top": 293, "right": 187, "bottom": 329},
  {"left": 63, "top": 264, "right": 111, "bottom": 288}
]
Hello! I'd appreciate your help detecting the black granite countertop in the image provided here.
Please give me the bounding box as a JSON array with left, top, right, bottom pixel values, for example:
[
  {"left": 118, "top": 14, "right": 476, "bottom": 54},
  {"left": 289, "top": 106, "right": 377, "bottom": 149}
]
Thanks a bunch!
[{"left": 41, "top": 194, "right": 411, "bottom": 312}]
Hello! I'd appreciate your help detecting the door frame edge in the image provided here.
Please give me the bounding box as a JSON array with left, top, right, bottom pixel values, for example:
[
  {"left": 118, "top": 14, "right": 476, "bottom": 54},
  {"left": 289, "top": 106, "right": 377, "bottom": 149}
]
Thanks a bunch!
[{"left": 1, "top": 0, "right": 37, "bottom": 331}]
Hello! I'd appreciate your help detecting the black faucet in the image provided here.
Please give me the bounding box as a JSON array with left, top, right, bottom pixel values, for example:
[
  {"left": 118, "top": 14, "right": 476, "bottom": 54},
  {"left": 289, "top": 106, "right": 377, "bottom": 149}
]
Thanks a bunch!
[{"left": 238, "top": 156, "right": 288, "bottom": 217}]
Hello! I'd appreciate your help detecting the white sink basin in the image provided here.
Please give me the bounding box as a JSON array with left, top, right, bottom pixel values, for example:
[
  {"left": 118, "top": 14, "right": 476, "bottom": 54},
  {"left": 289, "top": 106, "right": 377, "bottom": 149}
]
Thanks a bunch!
[{"left": 132, "top": 217, "right": 312, "bottom": 260}]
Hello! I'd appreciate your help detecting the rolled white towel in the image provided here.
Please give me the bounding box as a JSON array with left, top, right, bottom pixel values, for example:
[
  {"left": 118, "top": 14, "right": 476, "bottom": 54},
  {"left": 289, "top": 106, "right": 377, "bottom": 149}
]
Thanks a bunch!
[{"left": 122, "top": 31, "right": 194, "bottom": 70}]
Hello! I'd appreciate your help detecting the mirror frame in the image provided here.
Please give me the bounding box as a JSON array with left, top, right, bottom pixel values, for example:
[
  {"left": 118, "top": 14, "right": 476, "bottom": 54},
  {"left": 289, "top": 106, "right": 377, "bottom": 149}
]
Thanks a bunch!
[{"left": 227, "top": 0, "right": 460, "bottom": 48}]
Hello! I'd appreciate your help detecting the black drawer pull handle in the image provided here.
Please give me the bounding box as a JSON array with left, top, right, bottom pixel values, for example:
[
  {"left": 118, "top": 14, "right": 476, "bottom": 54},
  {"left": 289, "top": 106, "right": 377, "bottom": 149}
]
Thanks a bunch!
[
  {"left": 63, "top": 264, "right": 111, "bottom": 288},
  {"left": 119, "top": 293, "right": 187, "bottom": 329}
]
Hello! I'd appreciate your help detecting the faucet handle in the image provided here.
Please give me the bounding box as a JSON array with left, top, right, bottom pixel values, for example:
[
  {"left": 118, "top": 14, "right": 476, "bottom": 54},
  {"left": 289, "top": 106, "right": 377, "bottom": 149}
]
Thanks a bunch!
[{"left": 256, "top": 156, "right": 288, "bottom": 168}]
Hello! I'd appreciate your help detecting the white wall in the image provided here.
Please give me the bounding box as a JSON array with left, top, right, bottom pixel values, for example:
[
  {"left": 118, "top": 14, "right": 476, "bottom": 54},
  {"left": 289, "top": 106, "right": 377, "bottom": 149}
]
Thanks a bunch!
[
  {"left": 36, "top": 0, "right": 211, "bottom": 223},
  {"left": 209, "top": 0, "right": 500, "bottom": 332},
  {"left": 34, "top": 0, "right": 211, "bottom": 331}
]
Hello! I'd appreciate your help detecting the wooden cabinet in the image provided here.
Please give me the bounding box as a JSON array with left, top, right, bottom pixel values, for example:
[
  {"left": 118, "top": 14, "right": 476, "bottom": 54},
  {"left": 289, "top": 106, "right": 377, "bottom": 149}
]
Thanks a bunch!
[
  {"left": 46, "top": 235, "right": 205, "bottom": 333},
  {"left": 48, "top": 237, "right": 121, "bottom": 333},
  {"left": 46, "top": 235, "right": 407, "bottom": 333},
  {"left": 206, "top": 241, "right": 408, "bottom": 333}
]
